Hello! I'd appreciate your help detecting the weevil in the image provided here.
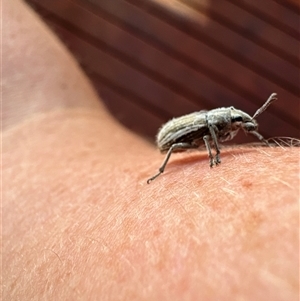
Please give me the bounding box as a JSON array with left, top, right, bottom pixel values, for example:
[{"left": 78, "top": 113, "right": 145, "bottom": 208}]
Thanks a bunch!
[{"left": 147, "top": 93, "right": 277, "bottom": 184}]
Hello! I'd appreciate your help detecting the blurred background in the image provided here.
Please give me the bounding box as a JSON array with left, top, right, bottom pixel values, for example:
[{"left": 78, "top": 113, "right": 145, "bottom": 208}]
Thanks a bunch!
[{"left": 26, "top": 0, "right": 300, "bottom": 144}]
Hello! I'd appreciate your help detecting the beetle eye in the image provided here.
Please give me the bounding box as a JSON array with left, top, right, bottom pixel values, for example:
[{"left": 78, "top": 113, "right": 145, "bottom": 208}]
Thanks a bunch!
[
  {"left": 232, "top": 116, "right": 243, "bottom": 122},
  {"left": 243, "top": 122, "right": 257, "bottom": 131}
]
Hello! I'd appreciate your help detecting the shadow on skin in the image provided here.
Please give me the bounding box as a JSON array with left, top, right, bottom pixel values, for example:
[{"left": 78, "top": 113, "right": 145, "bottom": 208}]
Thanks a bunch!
[{"left": 159, "top": 146, "right": 256, "bottom": 169}]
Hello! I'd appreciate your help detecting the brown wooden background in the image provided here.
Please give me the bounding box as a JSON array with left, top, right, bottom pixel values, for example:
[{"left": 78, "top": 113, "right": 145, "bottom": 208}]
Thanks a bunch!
[{"left": 26, "top": 0, "right": 300, "bottom": 143}]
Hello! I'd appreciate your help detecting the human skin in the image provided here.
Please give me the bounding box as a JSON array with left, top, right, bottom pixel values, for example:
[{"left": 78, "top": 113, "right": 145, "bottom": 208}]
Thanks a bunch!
[{"left": 3, "top": 1, "right": 299, "bottom": 300}]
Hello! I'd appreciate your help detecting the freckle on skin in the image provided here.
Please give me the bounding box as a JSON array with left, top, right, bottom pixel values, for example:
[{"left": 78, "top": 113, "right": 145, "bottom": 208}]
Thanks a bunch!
[{"left": 242, "top": 180, "right": 253, "bottom": 189}]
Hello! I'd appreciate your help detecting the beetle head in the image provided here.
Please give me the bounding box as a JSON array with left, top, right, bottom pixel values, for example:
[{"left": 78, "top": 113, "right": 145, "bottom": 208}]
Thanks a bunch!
[
  {"left": 242, "top": 119, "right": 258, "bottom": 132},
  {"left": 241, "top": 93, "right": 277, "bottom": 133},
  {"left": 229, "top": 92, "right": 277, "bottom": 134},
  {"left": 230, "top": 108, "right": 258, "bottom": 133}
]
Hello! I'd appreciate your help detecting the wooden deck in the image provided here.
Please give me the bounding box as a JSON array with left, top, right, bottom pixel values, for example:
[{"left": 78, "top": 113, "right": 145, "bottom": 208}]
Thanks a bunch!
[{"left": 26, "top": 0, "right": 300, "bottom": 142}]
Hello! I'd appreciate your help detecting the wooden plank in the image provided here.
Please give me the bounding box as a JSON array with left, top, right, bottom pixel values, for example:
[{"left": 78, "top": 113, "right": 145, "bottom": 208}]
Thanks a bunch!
[
  {"left": 35, "top": 17, "right": 300, "bottom": 139},
  {"left": 25, "top": 0, "right": 300, "bottom": 140},
  {"left": 179, "top": 0, "right": 299, "bottom": 64},
  {"left": 85, "top": 0, "right": 299, "bottom": 119},
  {"left": 32, "top": 0, "right": 284, "bottom": 112},
  {"left": 228, "top": 0, "right": 300, "bottom": 38},
  {"left": 29, "top": 0, "right": 299, "bottom": 124},
  {"left": 126, "top": 0, "right": 300, "bottom": 90}
]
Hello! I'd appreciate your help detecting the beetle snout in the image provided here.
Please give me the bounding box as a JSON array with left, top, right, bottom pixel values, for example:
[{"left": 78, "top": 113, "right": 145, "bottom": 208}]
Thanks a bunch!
[{"left": 243, "top": 121, "right": 258, "bottom": 132}]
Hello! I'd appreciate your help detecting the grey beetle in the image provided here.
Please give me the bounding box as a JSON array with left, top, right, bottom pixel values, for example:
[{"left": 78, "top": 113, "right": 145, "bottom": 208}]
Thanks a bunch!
[{"left": 147, "top": 93, "right": 277, "bottom": 183}]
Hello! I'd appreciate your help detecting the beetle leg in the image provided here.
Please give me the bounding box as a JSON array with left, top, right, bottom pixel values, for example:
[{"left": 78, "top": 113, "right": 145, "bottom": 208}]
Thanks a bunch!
[
  {"left": 207, "top": 124, "right": 221, "bottom": 166},
  {"left": 203, "top": 135, "right": 214, "bottom": 167},
  {"left": 147, "top": 143, "right": 197, "bottom": 183},
  {"left": 250, "top": 131, "right": 269, "bottom": 146}
]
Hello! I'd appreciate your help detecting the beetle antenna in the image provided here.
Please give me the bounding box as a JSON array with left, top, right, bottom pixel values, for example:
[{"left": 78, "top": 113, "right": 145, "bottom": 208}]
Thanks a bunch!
[{"left": 252, "top": 93, "right": 277, "bottom": 119}]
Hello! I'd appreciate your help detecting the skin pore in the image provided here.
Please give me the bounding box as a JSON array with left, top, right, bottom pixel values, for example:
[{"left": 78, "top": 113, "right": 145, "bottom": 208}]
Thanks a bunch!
[{"left": 3, "top": 1, "right": 299, "bottom": 300}]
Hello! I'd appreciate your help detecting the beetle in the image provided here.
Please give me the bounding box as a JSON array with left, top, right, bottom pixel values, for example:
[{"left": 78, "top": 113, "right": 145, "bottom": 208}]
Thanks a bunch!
[{"left": 147, "top": 93, "right": 277, "bottom": 183}]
